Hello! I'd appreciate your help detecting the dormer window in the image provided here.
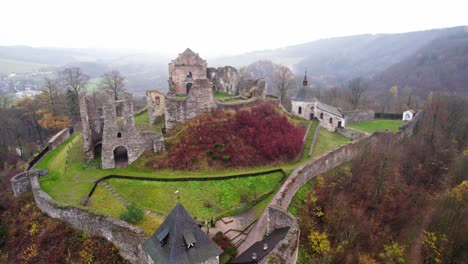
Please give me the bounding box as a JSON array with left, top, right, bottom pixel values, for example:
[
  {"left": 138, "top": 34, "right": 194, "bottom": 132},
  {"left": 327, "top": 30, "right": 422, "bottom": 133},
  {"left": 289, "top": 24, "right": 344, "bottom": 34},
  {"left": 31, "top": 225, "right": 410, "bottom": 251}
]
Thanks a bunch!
[
  {"left": 183, "top": 231, "right": 196, "bottom": 249},
  {"left": 157, "top": 227, "right": 169, "bottom": 246}
]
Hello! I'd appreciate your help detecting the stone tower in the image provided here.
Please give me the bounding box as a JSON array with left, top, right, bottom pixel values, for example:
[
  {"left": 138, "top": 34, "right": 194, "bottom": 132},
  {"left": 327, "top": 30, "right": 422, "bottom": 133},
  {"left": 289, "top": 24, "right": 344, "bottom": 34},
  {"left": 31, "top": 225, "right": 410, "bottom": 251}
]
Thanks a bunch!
[
  {"left": 168, "top": 48, "right": 208, "bottom": 95},
  {"left": 165, "top": 49, "right": 216, "bottom": 130},
  {"left": 101, "top": 91, "right": 149, "bottom": 169}
]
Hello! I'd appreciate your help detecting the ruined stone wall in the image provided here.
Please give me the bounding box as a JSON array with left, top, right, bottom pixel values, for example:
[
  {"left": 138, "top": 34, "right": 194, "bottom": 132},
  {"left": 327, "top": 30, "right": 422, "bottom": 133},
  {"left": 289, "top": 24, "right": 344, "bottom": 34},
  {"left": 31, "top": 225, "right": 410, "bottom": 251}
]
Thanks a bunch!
[
  {"left": 25, "top": 171, "right": 149, "bottom": 263},
  {"left": 169, "top": 50, "right": 208, "bottom": 94},
  {"left": 239, "top": 78, "right": 267, "bottom": 100},
  {"left": 79, "top": 93, "right": 102, "bottom": 161},
  {"left": 165, "top": 79, "right": 216, "bottom": 130},
  {"left": 146, "top": 90, "right": 165, "bottom": 124},
  {"left": 207, "top": 66, "right": 240, "bottom": 95},
  {"left": 344, "top": 110, "right": 375, "bottom": 125},
  {"left": 239, "top": 132, "right": 392, "bottom": 255},
  {"left": 10, "top": 171, "right": 31, "bottom": 197},
  {"left": 101, "top": 91, "right": 152, "bottom": 169},
  {"left": 260, "top": 206, "right": 300, "bottom": 264},
  {"left": 47, "top": 128, "right": 70, "bottom": 150},
  {"left": 337, "top": 127, "right": 365, "bottom": 139},
  {"left": 274, "top": 132, "right": 389, "bottom": 208}
]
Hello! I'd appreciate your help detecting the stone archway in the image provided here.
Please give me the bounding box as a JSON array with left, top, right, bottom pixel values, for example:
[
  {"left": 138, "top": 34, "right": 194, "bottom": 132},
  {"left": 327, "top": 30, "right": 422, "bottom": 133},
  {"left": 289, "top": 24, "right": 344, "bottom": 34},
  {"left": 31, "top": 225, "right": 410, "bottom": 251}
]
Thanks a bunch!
[
  {"left": 113, "top": 146, "right": 128, "bottom": 168},
  {"left": 94, "top": 143, "right": 102, "bottom": 158}
]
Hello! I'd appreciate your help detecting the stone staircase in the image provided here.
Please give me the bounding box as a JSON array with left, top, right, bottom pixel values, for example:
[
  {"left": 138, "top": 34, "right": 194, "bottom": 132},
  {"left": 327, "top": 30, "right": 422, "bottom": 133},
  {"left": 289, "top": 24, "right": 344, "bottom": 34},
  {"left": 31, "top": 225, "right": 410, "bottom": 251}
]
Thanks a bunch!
[{"left": 100, "top": 181, "right": 165, "bottom": 219}]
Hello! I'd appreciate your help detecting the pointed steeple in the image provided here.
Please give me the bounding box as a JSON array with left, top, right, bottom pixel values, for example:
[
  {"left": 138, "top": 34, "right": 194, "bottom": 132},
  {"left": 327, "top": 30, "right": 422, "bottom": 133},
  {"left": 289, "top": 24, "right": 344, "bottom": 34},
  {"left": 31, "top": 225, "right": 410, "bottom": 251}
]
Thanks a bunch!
[{"left": 302, "top": 68, "right": 308, "bottom": 86}]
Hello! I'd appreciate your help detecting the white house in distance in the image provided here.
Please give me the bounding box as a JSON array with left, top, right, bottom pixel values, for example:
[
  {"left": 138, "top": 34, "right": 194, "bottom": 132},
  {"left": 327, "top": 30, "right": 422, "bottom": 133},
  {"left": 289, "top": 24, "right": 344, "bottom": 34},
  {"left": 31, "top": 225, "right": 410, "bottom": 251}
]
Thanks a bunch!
[
  {"left": 291, "top": 72, "right": 345, "bottom": 132},
  {"left": 402, "top": 109, "right": 416, "bottom": 121}
]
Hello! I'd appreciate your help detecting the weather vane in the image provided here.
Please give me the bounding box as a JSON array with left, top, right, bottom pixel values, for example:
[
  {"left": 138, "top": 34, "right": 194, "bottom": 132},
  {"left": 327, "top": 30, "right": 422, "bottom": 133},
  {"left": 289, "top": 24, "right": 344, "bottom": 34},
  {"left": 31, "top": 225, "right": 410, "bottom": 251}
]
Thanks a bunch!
[{"left": 174, "top": 190, "right": 180, "bottom": 203}]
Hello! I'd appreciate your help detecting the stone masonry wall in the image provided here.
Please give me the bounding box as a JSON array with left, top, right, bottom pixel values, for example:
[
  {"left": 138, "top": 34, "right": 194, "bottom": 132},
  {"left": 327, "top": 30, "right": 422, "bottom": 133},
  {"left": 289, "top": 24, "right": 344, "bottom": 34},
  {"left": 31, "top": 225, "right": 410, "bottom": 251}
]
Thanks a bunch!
[
  {"left": 79, "top": 93, "right": 102, "bottom": 162},
  {"left": 165, "top": 79, "right": 216, "bottom": 130},
  {"left": 260, "top": 206, "right": 300, "bottom": 264},
  {"left": 239, "top": 132, "right": 393, "bottom": 255},
  {"left": 169, "top": 49, "right": 208, "bottom": 95},
  {"left": 27, "top": 171, "right": 149, "bottom": 263},
  {"left": 10, "top": 171, "right": 31, "bottom": 198},
  {"left": 101, "top": 91, "right": 152, "bottom": 169},
  {"left": 47, "top": 128, "right": 70, "bottom": 150},
  {"left": 239, "top": 78, "right": 267, "bottom": 100},
  {"left": 146, "top": 90, "right": 165, "bottom": 124},
  {"left": 344, "top": 110, "right": 375, "bottom": 125},
  {"left": 317, "top": 110, "right": 345, "bottom": 132},
  {"left": 207, "top": 66, "right": 240, "bottom": 95}
]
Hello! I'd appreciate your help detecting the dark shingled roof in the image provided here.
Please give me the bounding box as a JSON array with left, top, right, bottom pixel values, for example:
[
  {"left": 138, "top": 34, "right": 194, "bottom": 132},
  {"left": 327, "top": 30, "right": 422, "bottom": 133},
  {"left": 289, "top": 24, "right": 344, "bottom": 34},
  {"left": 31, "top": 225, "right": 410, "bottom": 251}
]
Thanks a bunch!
[
  {"left": 142, "top": 203, "right": 222, "bottom": 264},
  {"left": 231, "top": 227, "right": 290, "bottom": 264},
  {"left": 291, "top": 86, "right": 318, "bottom": 103},
  {"left": 317, "top": 102, "right": 344, "bottom": 118}
]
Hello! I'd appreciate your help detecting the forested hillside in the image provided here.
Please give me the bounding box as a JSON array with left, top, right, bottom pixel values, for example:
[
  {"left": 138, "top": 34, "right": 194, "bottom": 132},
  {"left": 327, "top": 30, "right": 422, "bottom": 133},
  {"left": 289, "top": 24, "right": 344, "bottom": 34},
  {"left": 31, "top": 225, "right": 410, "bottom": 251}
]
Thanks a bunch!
[
  {"left": 370, "top": 33, "right": 468, "bottom": 97},
  {"left": 291, "top": 95, "right": 467, "bottom": 263}
]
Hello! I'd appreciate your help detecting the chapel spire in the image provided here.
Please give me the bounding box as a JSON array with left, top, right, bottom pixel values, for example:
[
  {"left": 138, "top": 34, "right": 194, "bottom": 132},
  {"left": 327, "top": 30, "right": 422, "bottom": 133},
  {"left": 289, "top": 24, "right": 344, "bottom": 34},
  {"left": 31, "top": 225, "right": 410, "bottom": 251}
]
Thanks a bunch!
[{"left": 302, "top": 68, "right": 308, "bottom": 86}]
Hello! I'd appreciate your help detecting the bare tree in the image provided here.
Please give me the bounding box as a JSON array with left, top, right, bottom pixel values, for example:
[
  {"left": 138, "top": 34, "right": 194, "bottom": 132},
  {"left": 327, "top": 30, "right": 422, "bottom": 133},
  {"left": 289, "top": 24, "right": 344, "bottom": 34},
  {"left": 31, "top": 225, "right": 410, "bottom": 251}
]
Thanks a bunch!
[
  {"left": 60, "top": 67, "right": 89, "bottom": 96},
  {"left": 41, "top": 77, "right": 60, "bottom": 114},
  {"left": 60, "top": 67, "right": 89, "bottom": 121},
  {"left": 348, "top": 77, "right": 368, "bottom": 110},
  {"left": 99, "top": 70, "right": 126, "bottom": 100},
  {"left": 274, "top": 66, "right": 295, "bottom": 108}
]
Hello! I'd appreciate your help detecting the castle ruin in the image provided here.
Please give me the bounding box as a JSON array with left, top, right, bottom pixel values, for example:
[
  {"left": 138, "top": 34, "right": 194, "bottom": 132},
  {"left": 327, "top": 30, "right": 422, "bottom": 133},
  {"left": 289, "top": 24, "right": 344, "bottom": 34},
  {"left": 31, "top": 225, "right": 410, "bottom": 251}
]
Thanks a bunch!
[
  {"left": 163, "top": 48, "right": 267, "bottom": 130},
  {"left": 79, "top": 90, "right": 164, "bottom": 169},
  {"left": 164, "top": 49, "right": 217, "bottom": 130},
  {"left": 146, "top": 90, "right": 165, "bottom": 124}
]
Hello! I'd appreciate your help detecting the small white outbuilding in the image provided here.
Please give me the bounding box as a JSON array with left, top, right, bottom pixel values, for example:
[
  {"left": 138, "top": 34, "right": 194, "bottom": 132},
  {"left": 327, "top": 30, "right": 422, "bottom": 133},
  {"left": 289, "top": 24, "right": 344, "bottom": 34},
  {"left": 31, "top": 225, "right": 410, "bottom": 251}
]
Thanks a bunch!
[{"left": 402, "top": 109, "right": 416, "bottom": 121}]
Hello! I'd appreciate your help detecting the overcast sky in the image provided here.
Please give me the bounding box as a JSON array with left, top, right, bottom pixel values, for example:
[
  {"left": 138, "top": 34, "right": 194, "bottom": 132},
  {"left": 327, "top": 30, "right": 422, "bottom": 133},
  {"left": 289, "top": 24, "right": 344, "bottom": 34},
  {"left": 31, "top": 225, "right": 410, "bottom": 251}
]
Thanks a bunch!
[{"left": 1, "top": 0, "right": 467, "bottom": 58}]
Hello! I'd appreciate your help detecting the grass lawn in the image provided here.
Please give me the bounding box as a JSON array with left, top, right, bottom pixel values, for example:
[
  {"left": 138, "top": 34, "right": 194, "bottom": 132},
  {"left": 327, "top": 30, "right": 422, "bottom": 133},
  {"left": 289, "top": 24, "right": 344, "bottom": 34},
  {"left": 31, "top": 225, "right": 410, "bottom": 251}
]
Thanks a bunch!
[
  {"left": 312, "top": 128, "right": 352, "bottom": 158},
  {"left": 133, "top": 110, "right": 164, "bottom": 135},
  {"left": 218, "top": 97, "right": 257, "bottom": 105},
  {"left": 87, "top": 185, "right": 163, "bottom": 235},
  {"left": 214, "top": 91, "right": 235, "bottom": 100},
  {"left": 104, "top": 170, "right": 284, "bottom": 220},
  {"left": 348, "top": 119, "right": 403, "bottom": 134}
]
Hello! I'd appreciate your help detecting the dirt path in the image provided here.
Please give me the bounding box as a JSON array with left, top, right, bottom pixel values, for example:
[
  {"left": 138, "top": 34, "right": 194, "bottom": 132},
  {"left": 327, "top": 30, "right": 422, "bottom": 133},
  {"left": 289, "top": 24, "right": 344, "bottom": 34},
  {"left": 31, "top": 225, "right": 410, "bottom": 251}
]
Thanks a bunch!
[
  {"left": 408, "top": 192, "right": 447, "bottom": 264},
  {"left": 409, "top": 207, "right": 435, "bottom": 263}
]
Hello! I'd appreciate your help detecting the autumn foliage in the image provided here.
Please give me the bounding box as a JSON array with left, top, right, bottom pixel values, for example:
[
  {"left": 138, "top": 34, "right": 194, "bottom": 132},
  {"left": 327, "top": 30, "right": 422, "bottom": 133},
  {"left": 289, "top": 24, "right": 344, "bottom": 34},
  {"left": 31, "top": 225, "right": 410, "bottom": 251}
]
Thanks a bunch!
[
  {"left": 296, "top": 95, "right": 467, "bottom": 263},
  {"left": 0, "top": 170, "right": 128, "bottom": 264},
  {"left": 150, "top": 103, "right": 304, "bottom": 170}
]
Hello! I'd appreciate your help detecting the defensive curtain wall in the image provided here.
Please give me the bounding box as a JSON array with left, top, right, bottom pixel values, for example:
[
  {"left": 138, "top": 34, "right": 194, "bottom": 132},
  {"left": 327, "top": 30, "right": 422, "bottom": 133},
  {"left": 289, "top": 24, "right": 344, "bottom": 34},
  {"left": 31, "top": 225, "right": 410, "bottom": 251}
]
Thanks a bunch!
[
  {"left": 238, "top": 114, "right": 422, "bottom": 263},
  {"left": 343, "top": 110, "right": 375, "bottom": 125}
]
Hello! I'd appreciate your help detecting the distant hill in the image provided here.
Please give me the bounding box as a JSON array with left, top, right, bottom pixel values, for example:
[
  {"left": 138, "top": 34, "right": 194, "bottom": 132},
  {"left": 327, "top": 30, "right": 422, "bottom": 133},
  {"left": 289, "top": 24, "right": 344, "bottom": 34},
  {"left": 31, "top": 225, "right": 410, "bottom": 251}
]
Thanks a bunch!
[
  {"left": 370, "top": 33, "right": 468, "bottom": 97},
  {"left": 0, "top": 46, "right": 169, "bottom": 94},
  {"left": 0, "top": 58, "right": 48, "bottom": 74},
  {"left": 215, "top": 26, "right": 467, "bottom": 87},
  {"left": 0, "top": 46, "right": 81, "bottom": 65}
]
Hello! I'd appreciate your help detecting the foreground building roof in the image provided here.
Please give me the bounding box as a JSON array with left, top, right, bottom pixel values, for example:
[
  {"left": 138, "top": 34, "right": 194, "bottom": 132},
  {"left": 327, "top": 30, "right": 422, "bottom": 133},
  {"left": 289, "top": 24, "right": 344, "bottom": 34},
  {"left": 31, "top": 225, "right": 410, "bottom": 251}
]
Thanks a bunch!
[
  {"left": 142, "top": 203, "right": 222, "bottom": 264},
  {"left": 231, "top": 227, "right": 290, "bottom": 264}
]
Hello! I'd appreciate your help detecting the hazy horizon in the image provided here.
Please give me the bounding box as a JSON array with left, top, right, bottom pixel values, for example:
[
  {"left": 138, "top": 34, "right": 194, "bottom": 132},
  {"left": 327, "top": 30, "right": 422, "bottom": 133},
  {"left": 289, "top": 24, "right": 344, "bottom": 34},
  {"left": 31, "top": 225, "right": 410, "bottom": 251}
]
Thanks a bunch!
[{"left": 1, "top": 0, "right": 467, "bottom": 58}]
